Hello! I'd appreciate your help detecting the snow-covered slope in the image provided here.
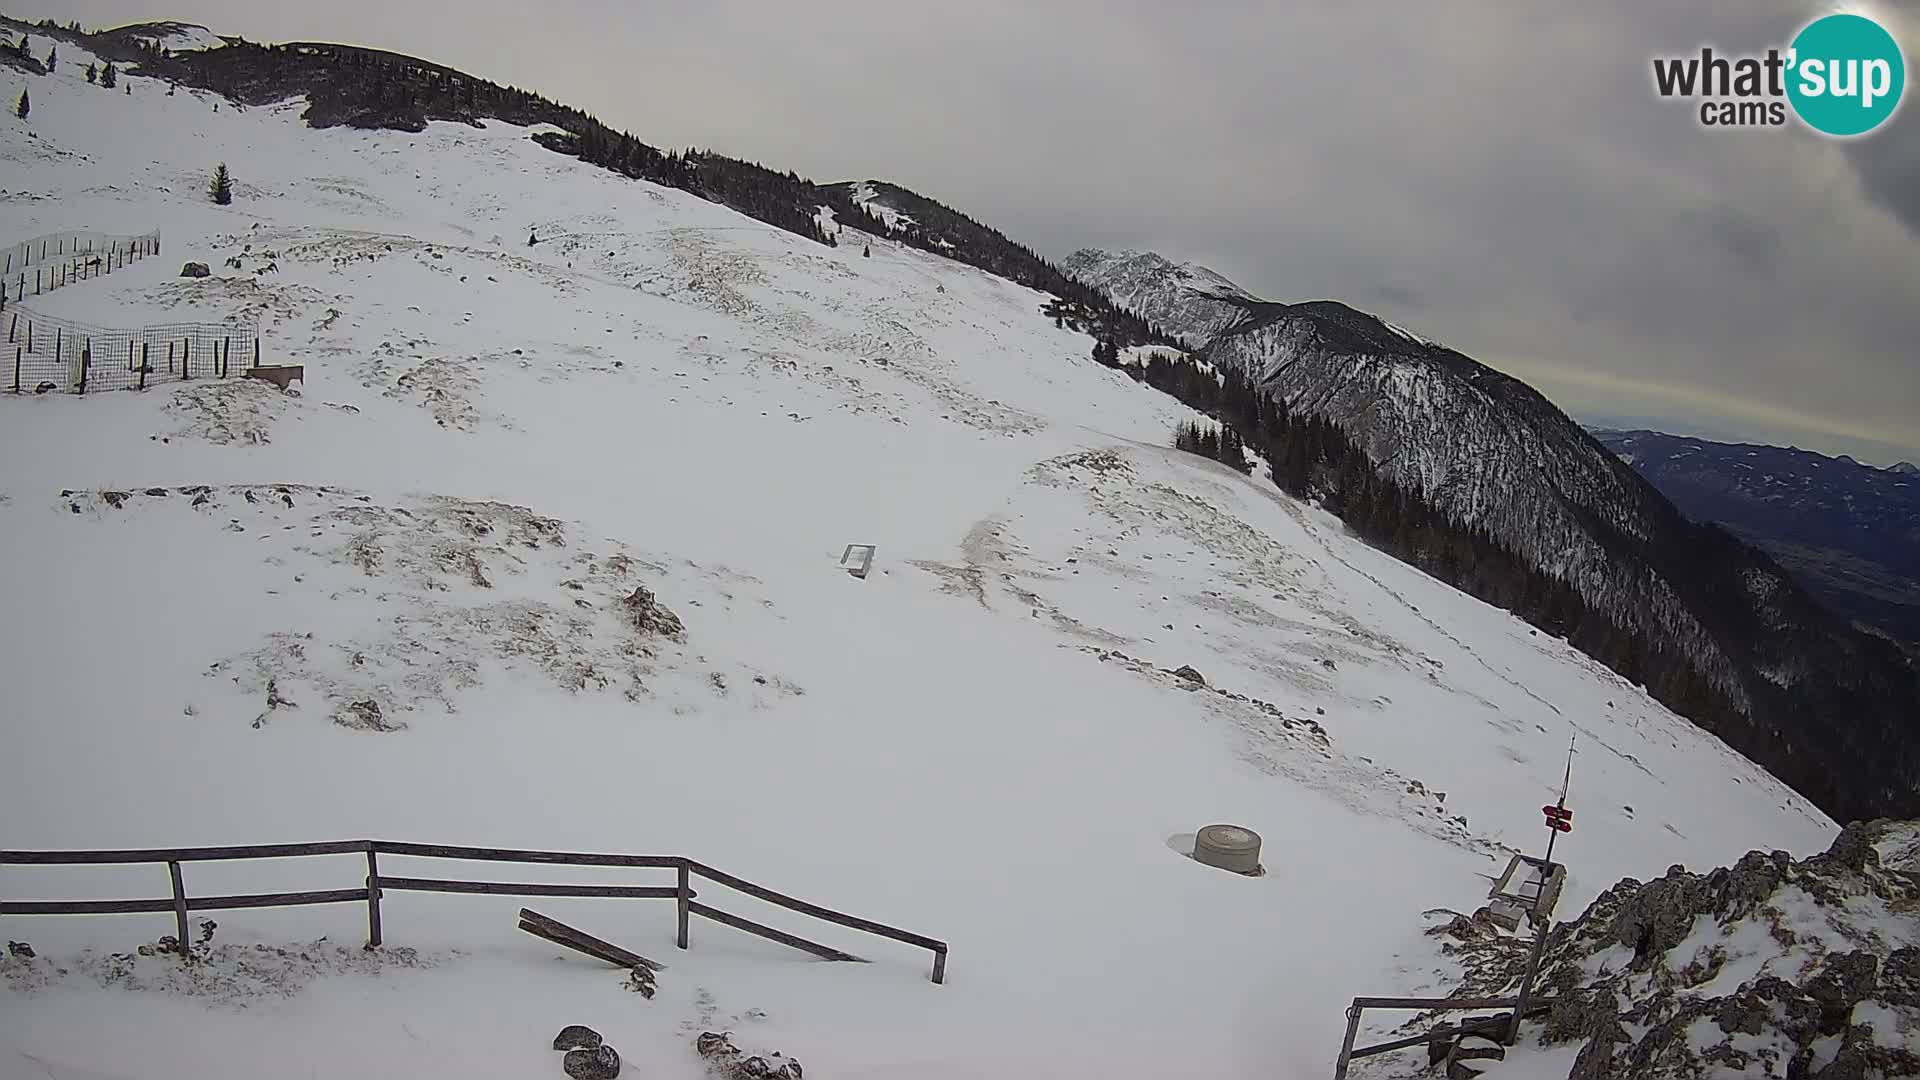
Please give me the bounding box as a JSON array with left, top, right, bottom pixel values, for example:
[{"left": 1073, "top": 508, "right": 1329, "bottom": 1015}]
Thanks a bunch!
[
  {"left": 0, "top": 34, "right": 1838, "bottom": 1080},
  {"left": 1062, "top": 248, "right": 1258, "bottom": 348},
  {"left": 1065, "top": 249, "right": 1920, "bottom": 828}
]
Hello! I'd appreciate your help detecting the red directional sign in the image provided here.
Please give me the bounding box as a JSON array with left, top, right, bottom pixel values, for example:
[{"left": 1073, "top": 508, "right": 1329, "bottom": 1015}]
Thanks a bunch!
[{"left": 1543, "top": 805, "right": 1574, "bottom": 831}]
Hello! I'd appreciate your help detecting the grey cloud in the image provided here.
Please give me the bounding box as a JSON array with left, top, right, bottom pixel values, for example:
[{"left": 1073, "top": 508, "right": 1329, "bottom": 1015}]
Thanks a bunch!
[{"left": 28, "top": 0, "right": 1920, "bottom": 461}]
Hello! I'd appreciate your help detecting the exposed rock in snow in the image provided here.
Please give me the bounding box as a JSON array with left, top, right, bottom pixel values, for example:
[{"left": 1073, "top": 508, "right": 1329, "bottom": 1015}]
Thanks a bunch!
[{"left": 1392, "top": 820, "right": 1920, "bottom": 1079}]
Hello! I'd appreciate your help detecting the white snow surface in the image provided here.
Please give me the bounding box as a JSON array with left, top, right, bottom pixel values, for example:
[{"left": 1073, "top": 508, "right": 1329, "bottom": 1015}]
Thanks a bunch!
[
  {"left": 849, "top": 181, "right": 914, "bottom": 231},
  {"left": 0, "top": 39, "right": 1837, "bottom": 1080},
  {"left": 131, "top": 22, "right": 226, "bottom": 52}
]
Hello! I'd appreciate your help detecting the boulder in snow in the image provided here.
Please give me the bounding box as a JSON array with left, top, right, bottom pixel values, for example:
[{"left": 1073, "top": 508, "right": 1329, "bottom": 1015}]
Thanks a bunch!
[
  {"left": 563, "top": 1044, "right": 620, "bottom": 1080},
  {"left": 552, "top": 1025, "right": 602, "bottom": 1052}
]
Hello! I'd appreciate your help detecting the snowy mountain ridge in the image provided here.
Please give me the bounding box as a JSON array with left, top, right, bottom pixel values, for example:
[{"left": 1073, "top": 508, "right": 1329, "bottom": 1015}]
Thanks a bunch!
[
  {"left": 1066, "top": 249, "right": 1920, "bottom": 827},
  {"left": 0, "top": 21, "right": 1859, "bottom": 1080},
  {"left": 1062, "top": 247, "right": 1261, "bottom": 347},
  {"left": 1591, "top": 428, "right": 1920, "bottom": 644}
]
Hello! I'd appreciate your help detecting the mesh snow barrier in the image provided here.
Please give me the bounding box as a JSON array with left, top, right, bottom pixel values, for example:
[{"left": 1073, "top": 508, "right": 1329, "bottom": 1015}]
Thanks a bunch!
[
  {"left": 3, "top": 305, "right": 262, "bottom": 394},
  {"left": 0, "top": 230, "right": 163, "bottom": 302}
]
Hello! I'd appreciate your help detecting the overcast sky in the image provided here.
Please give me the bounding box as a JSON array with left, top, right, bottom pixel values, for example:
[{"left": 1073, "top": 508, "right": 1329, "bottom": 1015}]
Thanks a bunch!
[{"left": 22, "top": 1, "right": 1920, "bottom": 463}]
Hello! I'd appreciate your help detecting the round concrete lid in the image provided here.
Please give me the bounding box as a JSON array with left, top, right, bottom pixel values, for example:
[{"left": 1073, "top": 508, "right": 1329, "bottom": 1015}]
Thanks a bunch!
[{"left": 1197, "top": 824, "right": 1260, "bottom": 851}]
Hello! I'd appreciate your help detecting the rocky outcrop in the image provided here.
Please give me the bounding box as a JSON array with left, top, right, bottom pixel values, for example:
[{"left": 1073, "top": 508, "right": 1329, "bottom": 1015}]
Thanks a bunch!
[{"left": 1431, "top": 820, "right": 1920, "bottom": 1079}]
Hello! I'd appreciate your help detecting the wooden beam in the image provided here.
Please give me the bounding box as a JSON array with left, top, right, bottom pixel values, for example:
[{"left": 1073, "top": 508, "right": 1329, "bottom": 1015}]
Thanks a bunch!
[
  {"left": 365, "top": 849, "right": 383, "bottom": 948},
  {"left": 1, "top": 897, "right": 177, "bottom": 915},
  {"left": 167, "top": 862, "right": 190, "bottom": 956},
  {"left": 0, "top": 841, "right": 369, "bottom": 864},
  {"left": 684, "top": 860, "right": 944, "bottom": 953},
  {"left": 687, "top": 901, "right": 865, "bottom": 963},
  {"left": 1349, "top": 996, "right": 1521, "bottom": 1011},
  {"left": 517, "top": 908, "right": 666, "bottom": 972},
  {"left": 375, "top": 842, "right": 683, "bottom": 869},
  {"left": 186, "top": 889, "right": 369, "bottom": 911},
  {"left": 1347, "top": 1015, "right": 1516, "bottom": 1061},
  {"left": 382, "top": 876, "right": 681, "bottom": 900}
]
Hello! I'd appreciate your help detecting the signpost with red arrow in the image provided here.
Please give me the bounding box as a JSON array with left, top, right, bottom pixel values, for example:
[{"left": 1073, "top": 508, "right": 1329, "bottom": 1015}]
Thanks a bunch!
[{"left": 1542, "top": 737, "right": 1574, "bottom": 863}]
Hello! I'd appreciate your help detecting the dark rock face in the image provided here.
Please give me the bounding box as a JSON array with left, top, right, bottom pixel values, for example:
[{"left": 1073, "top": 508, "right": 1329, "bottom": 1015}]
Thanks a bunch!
[
  {"left": 180, "top": 262, "right": 210, "bottom": 277},
  {"left": 552, "top": 1025, "right": 602, "bottom": 1052},
  {"left": 1804, "top": 952, "right": 1880, "bottom": 1031},
  {"left": 562, "top": 1044, "right": 620, "bottom": 1080},
  {"left": 622, "top": 586, "right": 685, "bottom": 639}
]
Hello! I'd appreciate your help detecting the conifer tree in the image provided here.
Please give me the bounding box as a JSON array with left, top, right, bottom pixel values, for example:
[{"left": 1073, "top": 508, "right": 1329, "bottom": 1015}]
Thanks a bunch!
[
  {"left": 85, "top": 61, "right": 97, "bottom": 84},
  {"left": 209, "top": 162, "right": 233, "bottom": 205},
  {"left": 100, "top": 62, "right": 116, "bottom": 89},
  {"left": 14, "top": 86, "right": 27, "bottom": 120},
  {"left": 44, "top": 45, "right": 55, "bottom": 73},
  {"left": 862, "top": 244, "right": 871, "bottom": 258}
]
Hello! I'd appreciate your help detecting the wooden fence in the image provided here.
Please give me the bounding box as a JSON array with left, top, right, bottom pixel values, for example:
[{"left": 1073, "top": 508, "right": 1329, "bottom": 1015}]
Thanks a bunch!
[{"left": 0, "top": 840, "right": 948, "bottom": 984}]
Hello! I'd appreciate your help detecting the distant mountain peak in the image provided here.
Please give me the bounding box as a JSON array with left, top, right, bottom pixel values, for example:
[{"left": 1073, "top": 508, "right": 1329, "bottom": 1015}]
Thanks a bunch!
[{"left": 1892, "top": 461, "right": 1919, "bottom": 475}]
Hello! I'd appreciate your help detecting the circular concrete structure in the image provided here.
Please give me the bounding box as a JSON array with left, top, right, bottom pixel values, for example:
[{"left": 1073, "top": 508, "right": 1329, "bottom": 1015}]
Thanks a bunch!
[{"left": 1193, "top": 823, "right": 1262, "bottom": 874}]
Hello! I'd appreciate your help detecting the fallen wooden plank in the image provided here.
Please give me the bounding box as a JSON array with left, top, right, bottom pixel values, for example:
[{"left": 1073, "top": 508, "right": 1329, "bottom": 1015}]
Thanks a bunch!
[
  {"left": 687, "top": 900, "right": 866, "bottom": 963},
  {"left": 518, "top": 908, "right": 666, "bottom": 972}
]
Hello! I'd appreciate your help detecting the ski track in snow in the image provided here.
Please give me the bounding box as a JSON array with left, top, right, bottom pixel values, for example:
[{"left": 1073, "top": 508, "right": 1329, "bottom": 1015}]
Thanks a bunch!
[{"left": 0, "top": 37, "right": 1838, "bottom": 1080}]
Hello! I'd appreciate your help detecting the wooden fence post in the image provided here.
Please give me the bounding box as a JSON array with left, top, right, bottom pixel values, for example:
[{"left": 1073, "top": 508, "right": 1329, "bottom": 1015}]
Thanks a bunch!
[
  {"left": 11, "top": 347, "right": 19, "bottom": 393},
  {"left": 365, "top": 846, "right": 384, "bottom": 948},
  {"left": 253, "top": 337, "right": 260, "bottom": 369},
  {"left": 167, "top": 861, "right": 190, "bottom": 958},
  {"left": 183, "top": 338, "right": 190, "bottom": 380},
  {"left": 932, "top": 946, "right": 947, "bottom": 985},
  {"left": 78, "top": 342, "right": 89, "bottom": 394},
  {"left": 128, "top": 341, "right": 135, "bottom": 372},
  {"left": 676, "top": 863, "right": 690, "bottom": 950},
  {"left": 138, "top": 343, "right": 148, "bottom": 390}
]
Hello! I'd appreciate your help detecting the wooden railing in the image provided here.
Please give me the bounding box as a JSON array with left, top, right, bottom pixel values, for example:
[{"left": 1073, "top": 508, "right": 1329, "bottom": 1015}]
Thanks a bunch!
[{"left": 0, "top": 841, "right": 947, "bottom": 983}]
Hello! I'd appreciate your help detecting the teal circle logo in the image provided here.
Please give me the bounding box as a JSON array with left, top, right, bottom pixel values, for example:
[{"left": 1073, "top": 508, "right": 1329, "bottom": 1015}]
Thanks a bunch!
[{"left": 1787, "top": 14, "right": 1905, "bottom": 136}]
